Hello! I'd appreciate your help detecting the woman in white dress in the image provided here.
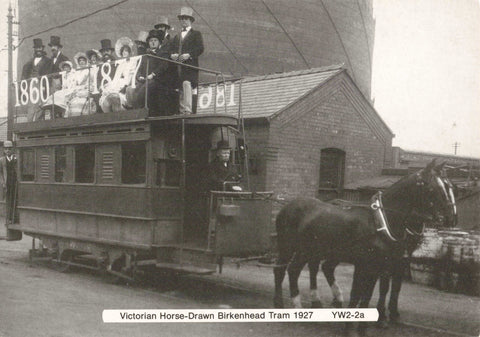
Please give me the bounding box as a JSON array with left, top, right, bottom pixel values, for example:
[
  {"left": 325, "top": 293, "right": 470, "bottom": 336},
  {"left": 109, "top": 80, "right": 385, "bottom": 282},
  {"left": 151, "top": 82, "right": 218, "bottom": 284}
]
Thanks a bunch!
[
  {"left": 67, "top": 52, "right": 97, "bottom": 116},
  {"left": 99, "top": 37, "right": 140, "bottom": 113},
  {"left": 41, "top": 60, "right": 75, "bottom": 118}
]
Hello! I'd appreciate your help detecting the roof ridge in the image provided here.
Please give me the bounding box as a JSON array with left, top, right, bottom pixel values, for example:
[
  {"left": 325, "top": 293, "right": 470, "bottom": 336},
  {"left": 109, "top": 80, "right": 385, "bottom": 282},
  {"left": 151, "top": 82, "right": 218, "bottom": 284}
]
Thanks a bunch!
[{"left": 199, "top": 64, "right": 345, "bottom": 86}]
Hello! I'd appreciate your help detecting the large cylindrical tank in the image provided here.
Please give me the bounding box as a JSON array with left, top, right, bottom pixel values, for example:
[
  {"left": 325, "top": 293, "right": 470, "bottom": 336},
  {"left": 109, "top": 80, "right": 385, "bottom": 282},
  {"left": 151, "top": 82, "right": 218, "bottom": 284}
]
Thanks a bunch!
[{"left": 17, "top": 0, "right": 374, "bottom": 98}]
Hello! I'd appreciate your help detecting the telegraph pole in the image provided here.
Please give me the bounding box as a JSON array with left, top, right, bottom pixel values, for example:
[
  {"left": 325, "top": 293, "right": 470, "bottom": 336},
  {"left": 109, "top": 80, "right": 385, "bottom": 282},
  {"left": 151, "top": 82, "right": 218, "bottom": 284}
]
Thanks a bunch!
[
  {"left": 7, "top": 3, "right": 14, "bottom": 141},
  {"left": 452, "top": 142, "right": 460, "bottom": 155}
]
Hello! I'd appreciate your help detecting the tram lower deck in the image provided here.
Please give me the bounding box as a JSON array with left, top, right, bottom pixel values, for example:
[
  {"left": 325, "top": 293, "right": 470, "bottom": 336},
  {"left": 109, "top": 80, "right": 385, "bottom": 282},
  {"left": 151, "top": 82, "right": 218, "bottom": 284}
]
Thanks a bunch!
[{"left": 5, "top": 110, "right": 273, "bottom": 277}]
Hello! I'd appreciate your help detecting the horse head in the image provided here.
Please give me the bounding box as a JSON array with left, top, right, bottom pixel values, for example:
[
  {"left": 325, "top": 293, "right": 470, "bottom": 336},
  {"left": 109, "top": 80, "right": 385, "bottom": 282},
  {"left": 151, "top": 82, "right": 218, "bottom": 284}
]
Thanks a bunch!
[{"left": 415, "top": 159, "right": 457, "bottom": 228}]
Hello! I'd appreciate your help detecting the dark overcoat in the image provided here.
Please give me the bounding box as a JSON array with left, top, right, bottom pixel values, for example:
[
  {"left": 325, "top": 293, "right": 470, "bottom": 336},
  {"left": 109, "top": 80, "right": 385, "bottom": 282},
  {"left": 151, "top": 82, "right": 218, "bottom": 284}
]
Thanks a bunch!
[
  {"left": 21, "top": 56, "right": 52, "bottom": 80},
  {"left": 169, "top": 29, "right": 204, "bottom": 88},
  {"left": 51, "top": 52, "right": 70, "bottom": 74}
]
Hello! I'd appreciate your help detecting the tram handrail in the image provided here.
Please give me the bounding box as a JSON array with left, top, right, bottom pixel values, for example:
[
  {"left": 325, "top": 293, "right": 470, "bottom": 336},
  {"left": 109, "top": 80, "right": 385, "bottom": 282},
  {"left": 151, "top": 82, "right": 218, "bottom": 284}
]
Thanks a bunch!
[{"left": 13, "top": 54, "right": 233, "bottom": 123}]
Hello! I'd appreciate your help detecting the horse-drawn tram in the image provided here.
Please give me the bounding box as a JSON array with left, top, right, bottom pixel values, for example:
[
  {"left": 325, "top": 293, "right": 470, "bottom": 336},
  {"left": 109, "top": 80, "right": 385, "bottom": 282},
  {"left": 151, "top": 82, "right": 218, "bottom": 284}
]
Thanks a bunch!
[{"left": 6, "top": 54, "right": 273, "bottom": 280}]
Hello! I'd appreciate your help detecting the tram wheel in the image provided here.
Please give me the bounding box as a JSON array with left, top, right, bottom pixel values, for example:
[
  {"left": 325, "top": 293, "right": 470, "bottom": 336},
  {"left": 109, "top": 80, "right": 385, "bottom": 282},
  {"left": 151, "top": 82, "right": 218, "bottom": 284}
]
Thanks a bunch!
[{"left": 51, "top": 250, "right": 73, "bottom": 273}]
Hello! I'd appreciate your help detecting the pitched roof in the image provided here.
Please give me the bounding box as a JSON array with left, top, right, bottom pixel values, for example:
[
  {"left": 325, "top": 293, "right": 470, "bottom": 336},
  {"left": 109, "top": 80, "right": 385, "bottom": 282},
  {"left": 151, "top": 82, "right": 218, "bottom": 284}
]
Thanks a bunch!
[
  {"left": 344, "top": 175, "right": 404, "bottom": 190},
  {"left": 197, "top": 65, "right": 344, "bottom": 118}
]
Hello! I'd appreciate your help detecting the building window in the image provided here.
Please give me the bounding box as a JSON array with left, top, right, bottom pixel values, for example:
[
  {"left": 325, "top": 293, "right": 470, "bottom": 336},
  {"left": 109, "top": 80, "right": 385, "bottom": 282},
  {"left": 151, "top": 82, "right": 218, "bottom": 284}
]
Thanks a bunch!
[
  {"left": 20, "top": 149, "right": 35, "bottom": 181},
  {"left": 156, "top": 160, "right": 181, "bottom": 187},
  {"left": 75, "top": 145, "right": 95, "bottom": 183},
  {"left": 121, "top": 142, "right": 146, "bottom": 184},
  {"left": 55, "top": 146, "right": 67, "bottom": 182},
  {"left": 319, "top": 148, "right": 345, "bottom": 189}
]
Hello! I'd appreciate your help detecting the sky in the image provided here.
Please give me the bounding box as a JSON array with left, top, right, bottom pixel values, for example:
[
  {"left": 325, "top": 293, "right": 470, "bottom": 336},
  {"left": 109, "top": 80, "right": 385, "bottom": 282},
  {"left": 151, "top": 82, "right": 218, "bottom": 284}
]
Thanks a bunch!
[{"left": 0, "top": 0, "right": 478, "bottom": 157}]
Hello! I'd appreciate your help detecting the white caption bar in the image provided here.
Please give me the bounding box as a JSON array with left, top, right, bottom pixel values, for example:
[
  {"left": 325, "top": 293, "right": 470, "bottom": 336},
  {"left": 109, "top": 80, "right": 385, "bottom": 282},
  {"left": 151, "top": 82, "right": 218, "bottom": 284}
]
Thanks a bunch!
[{"left": 103, "top": 309, "right": 378, "bottom": 323}]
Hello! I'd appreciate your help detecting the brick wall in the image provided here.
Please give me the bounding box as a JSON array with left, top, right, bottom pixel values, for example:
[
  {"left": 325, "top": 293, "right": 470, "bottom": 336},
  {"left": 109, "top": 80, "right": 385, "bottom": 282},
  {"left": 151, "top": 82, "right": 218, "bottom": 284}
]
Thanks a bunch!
[{"left": 263, "top": 77, "right": 391, "bottom": 200}]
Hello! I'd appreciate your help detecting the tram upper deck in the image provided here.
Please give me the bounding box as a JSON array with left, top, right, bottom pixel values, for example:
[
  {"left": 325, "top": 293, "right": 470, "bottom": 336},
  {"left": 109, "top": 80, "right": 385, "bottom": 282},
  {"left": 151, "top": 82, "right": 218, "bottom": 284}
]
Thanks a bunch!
[{"left": 13, "top": 54, "right": 233, "bottom": 131}]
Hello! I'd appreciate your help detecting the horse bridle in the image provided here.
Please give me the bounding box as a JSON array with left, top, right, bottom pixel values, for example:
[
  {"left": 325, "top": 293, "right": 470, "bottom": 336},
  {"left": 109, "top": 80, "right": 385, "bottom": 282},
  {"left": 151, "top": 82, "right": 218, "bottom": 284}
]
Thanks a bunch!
[{"left": 372, "top": 173, "right": 456, "bottom": 243}]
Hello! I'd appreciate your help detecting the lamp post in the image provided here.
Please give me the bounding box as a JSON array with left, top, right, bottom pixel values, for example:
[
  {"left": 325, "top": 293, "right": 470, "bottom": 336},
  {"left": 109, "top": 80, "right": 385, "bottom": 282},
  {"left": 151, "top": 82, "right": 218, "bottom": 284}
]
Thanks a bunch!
[{"left": 7, "top": 3, "right": 14, "bottom": 141}]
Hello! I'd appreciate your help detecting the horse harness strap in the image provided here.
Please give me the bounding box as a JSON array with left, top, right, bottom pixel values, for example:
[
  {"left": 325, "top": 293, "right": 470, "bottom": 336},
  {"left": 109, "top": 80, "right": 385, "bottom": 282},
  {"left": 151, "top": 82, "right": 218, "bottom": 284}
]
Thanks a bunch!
[{"left": 371, "top": 191, "right": 398, "bottom": 242}]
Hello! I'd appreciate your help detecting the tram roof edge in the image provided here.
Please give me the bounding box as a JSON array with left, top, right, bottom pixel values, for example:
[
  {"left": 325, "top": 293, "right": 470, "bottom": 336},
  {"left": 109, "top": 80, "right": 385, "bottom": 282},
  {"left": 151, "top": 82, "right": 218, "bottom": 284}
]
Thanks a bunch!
[{"left": 13, "top": 111, "right": 238, "bottom": 135}]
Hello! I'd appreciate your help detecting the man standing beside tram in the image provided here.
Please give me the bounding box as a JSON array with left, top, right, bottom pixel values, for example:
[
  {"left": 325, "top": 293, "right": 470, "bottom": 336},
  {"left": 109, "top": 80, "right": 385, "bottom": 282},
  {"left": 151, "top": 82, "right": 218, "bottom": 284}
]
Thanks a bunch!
[{"left": 0, "top": 141, "right": 21, "bottom": 241}]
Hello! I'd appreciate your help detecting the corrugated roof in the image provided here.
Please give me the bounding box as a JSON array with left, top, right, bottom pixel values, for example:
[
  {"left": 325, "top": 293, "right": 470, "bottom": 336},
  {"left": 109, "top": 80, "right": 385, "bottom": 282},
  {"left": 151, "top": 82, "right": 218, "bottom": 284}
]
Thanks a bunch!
[{"left": 197, "top": 65, "right": 344, "bottom": 118}]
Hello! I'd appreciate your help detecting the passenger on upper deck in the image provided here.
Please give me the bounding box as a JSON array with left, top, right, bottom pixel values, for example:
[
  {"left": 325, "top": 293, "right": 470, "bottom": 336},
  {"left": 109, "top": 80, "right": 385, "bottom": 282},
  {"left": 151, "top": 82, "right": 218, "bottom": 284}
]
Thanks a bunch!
[
  {"left": 86, "top": 49, "right": 101, "bottom": 65},
  {"left": 67, "top": 52, "right": 96, "bottom": 116},
  {"left": 41, "top": 60, "right": 74, "bottom": 118},
  {"left": 154, "top": 16, "right": 172, "bottom": 46},
  {"left": 48, "top": 36, "right": 69, "bottom": 91},
  {"left": 21, "top": 38, "right": 52, "bottom": 80},
  {"left": 49, "top": 36, "right": 69, "bottom": 75},
  {"left": 100, "top": 37, "right": 139, "bottom": 113},
  {"left": 130, "top": 29, "right": 178, "bottom": 115},
  {"left": 21, "top": 39, "right": 52, "bottom": 121},
  {"left": 170, "top": 7, "right": 204, "bottom": 114},
  {"left": 134, "top": 31, "right": 149, "bottom": 56},
  {"left": 99, "top": 39, "right": 117, "bottom": 63},
  {"left": 209, "top": 140, "right": 242, "bottom": 192}
]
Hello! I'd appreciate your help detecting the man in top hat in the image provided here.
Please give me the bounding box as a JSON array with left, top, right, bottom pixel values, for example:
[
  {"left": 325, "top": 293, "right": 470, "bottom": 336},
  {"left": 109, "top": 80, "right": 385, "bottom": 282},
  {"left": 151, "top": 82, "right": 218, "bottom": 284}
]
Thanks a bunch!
[
  {"left": 0, "top": 141, "right": 20, "bottom": 230},
  {"left": 134, "top": 31, "right": 149, "bottom": 56},
  {"left": 99, "top": 39, "right": 117, "bottom": 63},
  {"left": 49, "top": 36, "right": 69, "bottom": 74},
  {"left": 21, "top": 38, "right": 52, "bottom": 80},
  {"left": 209, "top": 140, "right": 242, "bottom": 191},
  {"left": 21, "top": 38, "right": 52, "bottom": 121},
  {"left": 154, "top": 16, "right": 172, "bottom": 45},
  {"left": 170, "top": 7, "right": 204, "bottom": 114}
]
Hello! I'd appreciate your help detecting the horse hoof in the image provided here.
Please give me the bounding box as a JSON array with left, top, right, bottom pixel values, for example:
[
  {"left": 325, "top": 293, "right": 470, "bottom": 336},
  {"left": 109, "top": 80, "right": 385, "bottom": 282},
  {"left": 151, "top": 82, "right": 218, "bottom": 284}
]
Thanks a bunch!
[
  {"left": 311, "top": 300, "right": 323, "bottom": 308},
  {"left": 389, "top": 311, "right": 400, "bottom": 322},
  {"left": 273, "top": 297, "right": 284, "bottom": 309},
  {"left": 331, "top": 299, "right": 343, "bottom": 308},
  {"left": 376, "top": 320, "right": 389, "bottom": 329}
]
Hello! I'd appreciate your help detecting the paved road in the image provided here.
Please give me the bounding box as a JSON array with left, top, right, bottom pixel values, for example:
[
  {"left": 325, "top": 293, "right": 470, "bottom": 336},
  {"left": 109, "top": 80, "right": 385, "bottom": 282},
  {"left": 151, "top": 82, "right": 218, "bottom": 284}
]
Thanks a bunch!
[{"left": 0, "top": 237, "right": 479, "bottom": 337}]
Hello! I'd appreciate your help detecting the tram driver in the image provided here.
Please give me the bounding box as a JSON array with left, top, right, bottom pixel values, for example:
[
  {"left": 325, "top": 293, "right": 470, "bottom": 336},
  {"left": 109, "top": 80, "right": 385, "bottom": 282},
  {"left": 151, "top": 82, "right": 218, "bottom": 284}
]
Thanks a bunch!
[{"left": 209, "top": 140, "right": 242, "bottom": 192}]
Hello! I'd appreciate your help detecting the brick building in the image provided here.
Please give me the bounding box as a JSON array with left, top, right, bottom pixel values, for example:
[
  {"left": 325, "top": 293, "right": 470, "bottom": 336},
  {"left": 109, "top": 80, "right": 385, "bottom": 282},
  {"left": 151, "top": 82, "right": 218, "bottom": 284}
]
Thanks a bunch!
[{"left": 198, "top": 65, "right": 393, "bottom": 200}]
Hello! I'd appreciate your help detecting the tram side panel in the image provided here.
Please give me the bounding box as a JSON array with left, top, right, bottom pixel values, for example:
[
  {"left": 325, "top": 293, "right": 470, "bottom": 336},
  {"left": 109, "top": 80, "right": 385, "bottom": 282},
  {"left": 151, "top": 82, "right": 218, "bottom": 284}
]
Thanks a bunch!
[{"left": 13, "top": 134, "right": 183, "bottom": 250}]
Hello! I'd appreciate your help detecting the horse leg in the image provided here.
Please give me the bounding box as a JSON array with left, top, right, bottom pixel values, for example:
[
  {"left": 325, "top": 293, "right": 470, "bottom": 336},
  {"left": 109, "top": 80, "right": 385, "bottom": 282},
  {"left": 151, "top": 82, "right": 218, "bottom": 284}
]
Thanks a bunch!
[
  {"left": 308, "top": 257, "right": 322, "bottom": 308},
  {"left": 273, "top": 257, "right": 288, "bottom": 308},
  {"left": 388, "top": 258, "right": 405, "bottom": 321},
  {"left": 376, "top": 271, "right": 390, "bottom": 327},
  {"left": 344, "top": 264, "right": 364, "bottom": 336},
  {"left": 322, "top": 259, "right": 343, "bottom": 307},
  {"left": 288, "top": 253, "right": 308, "bottom": 308},
  {"left": 356, "top": 271, "right": 378, "bottom": 337}
]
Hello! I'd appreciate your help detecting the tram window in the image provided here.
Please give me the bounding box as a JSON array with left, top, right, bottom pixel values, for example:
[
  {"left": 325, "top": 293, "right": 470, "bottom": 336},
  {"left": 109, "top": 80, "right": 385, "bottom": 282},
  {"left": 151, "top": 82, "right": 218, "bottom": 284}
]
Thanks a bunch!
[
  {"left": 55, "top": 147, "right": 67, "bottom": 182},
  {"left": 121, "top": 142, "right": 146, "bottom": 184},
  {"left": 156, "top": 160, "right": 181, "bottom": 187},
  {"left": 20, "top": 149, "right": 35, "bottom": 181},
  {"left": 75, "top": 145, "right": 95, "bottom": 183}
]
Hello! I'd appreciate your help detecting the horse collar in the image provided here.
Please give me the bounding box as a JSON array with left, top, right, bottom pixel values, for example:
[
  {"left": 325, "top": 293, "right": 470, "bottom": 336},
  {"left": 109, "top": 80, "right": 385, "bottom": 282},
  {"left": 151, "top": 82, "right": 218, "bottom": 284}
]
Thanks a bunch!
[{"left": 371, "top": 192, "right": 398, "bottom": 242}]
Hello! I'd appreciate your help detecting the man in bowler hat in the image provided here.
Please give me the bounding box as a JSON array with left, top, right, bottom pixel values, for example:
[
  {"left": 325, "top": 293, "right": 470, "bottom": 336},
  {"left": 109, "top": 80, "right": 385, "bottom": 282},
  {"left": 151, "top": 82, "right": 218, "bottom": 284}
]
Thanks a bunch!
[
  {"left": 133, "top": 30, "right": 178, "bottom": 115},
  {"left": 170, "top": 7, "right": 204, "bottom": 114},
  {"left": 0, "top": 141, "right": 21, "bottom": 240},
  {"left": 209, "top": 140, "right": 242, "bottom": 191}
]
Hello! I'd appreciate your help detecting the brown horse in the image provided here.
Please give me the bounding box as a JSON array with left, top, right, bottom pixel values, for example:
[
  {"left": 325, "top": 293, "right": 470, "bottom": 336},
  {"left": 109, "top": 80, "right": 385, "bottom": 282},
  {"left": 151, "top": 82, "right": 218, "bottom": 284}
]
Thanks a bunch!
[{"left": 273, "top": 160, "right": 455, "bottom": 335}]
